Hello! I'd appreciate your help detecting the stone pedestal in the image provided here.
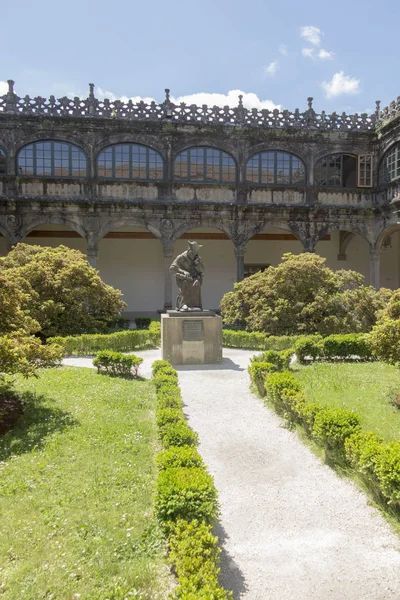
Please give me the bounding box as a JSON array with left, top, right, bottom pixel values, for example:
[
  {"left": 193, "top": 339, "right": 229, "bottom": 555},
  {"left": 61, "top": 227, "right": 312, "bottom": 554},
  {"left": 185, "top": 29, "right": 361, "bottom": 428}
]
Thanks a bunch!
[{"left": 161, "top": 311, "right": 223, "bottom": 365}]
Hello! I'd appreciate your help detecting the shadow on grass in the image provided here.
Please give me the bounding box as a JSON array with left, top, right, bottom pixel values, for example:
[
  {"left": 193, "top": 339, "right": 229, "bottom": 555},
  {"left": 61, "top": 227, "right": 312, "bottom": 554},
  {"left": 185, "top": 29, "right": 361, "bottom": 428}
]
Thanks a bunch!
[
  {"left": 215, "top": 522, "right": 248, "bottom": 599},
  {"left": 0, "top": 391, "right": 79, "bottom": 462},
  {"left": 96, "top": 371, "right": 146, "bottom": 382}
]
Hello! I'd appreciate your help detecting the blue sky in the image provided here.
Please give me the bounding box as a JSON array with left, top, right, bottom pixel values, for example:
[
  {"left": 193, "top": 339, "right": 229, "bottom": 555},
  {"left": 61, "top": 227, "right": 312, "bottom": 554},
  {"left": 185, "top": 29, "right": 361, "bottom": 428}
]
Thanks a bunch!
[{"left": 1, "top": 0, "right": 399, "bottom": 114}]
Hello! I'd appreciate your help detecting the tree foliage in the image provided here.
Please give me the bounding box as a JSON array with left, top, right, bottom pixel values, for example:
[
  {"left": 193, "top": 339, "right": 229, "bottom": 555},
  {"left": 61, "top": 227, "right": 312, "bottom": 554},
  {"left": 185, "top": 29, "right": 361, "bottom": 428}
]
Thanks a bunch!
[
  {"left": 220, "top": 253, "right": 390, "bottom": 336},
  {"left": 369, "top": 290, "right": 400, "bottom": 364},
  {"left": 0, "top": 244, "right": 126, "bottom": 338},
  {"left": 0, "top": 273, "right": 61, "bottom": 393}
]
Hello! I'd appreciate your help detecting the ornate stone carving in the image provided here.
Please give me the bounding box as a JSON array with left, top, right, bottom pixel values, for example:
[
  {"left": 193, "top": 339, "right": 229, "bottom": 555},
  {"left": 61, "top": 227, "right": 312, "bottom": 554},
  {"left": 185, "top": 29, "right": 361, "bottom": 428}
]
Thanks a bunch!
[{"left": 0, "top": 81, "right": 389, "bottom": 132}]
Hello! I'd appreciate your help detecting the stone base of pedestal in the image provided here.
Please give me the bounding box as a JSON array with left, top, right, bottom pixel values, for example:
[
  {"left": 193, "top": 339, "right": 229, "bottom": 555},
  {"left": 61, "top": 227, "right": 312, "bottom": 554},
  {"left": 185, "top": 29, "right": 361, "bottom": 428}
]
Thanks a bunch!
[{"left": 161, "top": 312, "right": 223, "bottom": 365}]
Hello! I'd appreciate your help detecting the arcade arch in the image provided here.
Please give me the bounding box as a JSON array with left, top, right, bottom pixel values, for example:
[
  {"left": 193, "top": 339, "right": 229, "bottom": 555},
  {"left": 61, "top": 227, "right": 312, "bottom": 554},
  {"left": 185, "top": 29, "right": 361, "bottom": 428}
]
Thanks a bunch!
[
  {"left": 314, "top": 230, "right": 370, "bottom": 283},
  {"left": 378, "top": 227, "right": 400, "bottom": 289},
  {"left": 245, "top": 227, "right": 303, "bottom": 274},
  {"left": 22, "top": 224, "right": 86, "bottom": 253},
  {"left": 97, "top": 226, "right": 164, "bottom": 315}
]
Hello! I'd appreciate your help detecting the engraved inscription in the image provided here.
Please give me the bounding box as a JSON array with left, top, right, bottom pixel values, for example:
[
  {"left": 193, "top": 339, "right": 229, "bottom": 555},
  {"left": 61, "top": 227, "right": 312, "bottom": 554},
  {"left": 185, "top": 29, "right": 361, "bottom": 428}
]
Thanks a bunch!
[{"left": 183, "top": 320, "right": 204, "bottom": 342}]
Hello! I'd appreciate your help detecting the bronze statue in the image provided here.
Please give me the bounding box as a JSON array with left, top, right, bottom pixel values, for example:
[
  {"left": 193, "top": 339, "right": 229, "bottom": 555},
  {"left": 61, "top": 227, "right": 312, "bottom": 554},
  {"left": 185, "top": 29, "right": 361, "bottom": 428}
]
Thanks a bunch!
[{"left": 169, "top": 241, "right": 204, "bottom": 311}]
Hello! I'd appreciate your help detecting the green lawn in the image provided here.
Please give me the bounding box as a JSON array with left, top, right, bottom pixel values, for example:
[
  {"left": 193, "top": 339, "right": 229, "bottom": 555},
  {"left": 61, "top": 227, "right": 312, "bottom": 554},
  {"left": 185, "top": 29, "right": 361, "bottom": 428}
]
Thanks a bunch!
[
  {"left": 0, "top": 367, "right": 172, "bottom": 600},
  {"left": 294, "top": 362, "right": 400, "bottom": 442}
]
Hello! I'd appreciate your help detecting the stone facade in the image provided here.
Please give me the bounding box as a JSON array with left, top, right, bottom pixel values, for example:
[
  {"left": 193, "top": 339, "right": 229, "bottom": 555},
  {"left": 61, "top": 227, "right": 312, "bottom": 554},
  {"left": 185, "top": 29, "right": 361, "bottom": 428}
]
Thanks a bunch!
[{"left": 1, "top": 80, "right": 400, "bottom": 314}]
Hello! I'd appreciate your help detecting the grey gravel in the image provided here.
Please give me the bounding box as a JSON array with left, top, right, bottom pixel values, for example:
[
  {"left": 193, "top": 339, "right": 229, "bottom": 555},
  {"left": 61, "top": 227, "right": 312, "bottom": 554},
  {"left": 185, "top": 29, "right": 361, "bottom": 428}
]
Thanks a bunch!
[{"left": 64, "top": 349, "right": 400, "bottom": 600}]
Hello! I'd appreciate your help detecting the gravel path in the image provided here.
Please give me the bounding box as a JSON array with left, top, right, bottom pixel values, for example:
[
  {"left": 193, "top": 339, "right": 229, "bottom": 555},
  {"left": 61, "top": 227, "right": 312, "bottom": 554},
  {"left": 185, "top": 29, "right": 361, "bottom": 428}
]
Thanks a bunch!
[{"left": 64, "top": 350, "right": 400, "bottom": 599}]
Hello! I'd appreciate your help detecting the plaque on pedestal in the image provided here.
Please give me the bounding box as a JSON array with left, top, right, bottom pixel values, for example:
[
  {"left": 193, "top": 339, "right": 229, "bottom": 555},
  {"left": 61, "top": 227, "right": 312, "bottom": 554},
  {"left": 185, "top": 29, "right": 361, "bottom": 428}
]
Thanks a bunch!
[{"left": 161, "top": 313, "right": 222, "bottom": 365}]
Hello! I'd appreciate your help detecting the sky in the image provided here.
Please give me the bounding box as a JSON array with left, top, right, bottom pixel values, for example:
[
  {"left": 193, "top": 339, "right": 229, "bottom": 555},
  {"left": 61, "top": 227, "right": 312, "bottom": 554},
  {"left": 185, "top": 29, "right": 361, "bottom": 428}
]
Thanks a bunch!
[{"left": 1, "top": 0, "right": 399, "bottom": 115}]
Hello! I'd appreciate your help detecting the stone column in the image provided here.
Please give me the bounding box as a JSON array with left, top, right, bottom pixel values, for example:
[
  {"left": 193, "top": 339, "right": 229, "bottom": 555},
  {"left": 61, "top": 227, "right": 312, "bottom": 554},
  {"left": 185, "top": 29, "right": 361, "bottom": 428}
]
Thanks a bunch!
[
  {"left": 302, "top": 240, "right": 316, "bottom": 253},
  {"left": 163, "top": 242, "right": 174, "bottom": 311},
  {"left": 369, "top": 247, "right": 380, "bottom": 289},
  {"left": 234, "top": 244, "right": 247, "bottom": 282},
  {"left": 87, "top": 243, "right": 98, "bottom": 269}
]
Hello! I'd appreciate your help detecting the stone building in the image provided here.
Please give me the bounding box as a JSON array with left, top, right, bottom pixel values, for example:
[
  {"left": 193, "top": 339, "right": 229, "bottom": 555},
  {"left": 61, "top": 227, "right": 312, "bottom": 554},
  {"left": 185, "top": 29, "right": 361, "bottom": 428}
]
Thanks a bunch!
[{"left": 0, "top": 80, "right": 400, "bottom": 315}]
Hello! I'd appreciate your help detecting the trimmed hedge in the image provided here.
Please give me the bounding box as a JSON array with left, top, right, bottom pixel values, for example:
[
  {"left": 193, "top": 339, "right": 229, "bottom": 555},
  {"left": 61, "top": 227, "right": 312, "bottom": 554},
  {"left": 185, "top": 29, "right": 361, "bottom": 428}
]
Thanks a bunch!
[
  {"left": 294, "top": 333, "right": 373, "bottom": 364},
  {"left": 156, "top": 468, "right": 218, "bottom": 524},
  {"left": 152, "top": 362, "right": 231, "bottom": 599},
  {"left": 49, "top": 324, "right": 161, "bottom": 356},
  {"left": 157, "top": 447, "right": 204, "bottom": 471},
  {"left": 92, "top": 349, "right": 142, "bottom": 377},
  {"left": 169, "top": 519, "right": 231, "bottom": 599},
  {"left": 251, "top": 355, "right": 400, "bottom": 512},
  {"left": 223, "top": 329, "right": 300, "bottom": 351}
]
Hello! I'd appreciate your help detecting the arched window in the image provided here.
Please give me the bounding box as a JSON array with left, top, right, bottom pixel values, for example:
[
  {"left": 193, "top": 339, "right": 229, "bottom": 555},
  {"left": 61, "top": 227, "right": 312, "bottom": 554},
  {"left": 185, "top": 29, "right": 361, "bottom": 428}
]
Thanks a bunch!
[
  {"left": 246, "top": 151, "right": 306, "bottom": 185},
  {"left": 379, "top": 142, "right": 400, "bottom": 184},
  {"left": 174, "top": 147, "right": 237, "bottom": 183},
  {"left": 0, "top": 148, "right": 6, "bottom": 175},
  {"left": 97, "top": 144, "right": 164, "bottom": 180},
  {"left": 17, "top": 141, "right": 87, "bottom": 177},
  {"left": 315, "top": 154, "right": 357, "bottom": 188}
]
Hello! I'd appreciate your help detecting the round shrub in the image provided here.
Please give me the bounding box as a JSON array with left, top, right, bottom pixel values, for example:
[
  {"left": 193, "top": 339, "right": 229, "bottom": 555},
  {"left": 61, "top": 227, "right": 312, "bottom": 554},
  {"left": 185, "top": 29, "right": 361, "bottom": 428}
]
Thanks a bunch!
[
  {"left": 160, "top": 421, "right": 199, "bottom": 448},
  {"left": 152, "top": 359, "right": 172, "bottom": 376},
  {"left": 154, "top": 373, "right": 179, "bottom": 391},
  {"left": 157, "top": 447, "right": 205, "bottom": 471},
  {"left": 312, "top": 407, "right": 362, "bottom": 460},
  {"left": 369, "top": 318, "right": 400, "bottom": 364},
  {"left": 157, "top": 392, "right": 183, "bottom": 411},
  {"left": 155, "top": 468, "right": 218, "bottom": 524},
  {"left": 157, "top": 408, "right": 186, "bottom": 430}
]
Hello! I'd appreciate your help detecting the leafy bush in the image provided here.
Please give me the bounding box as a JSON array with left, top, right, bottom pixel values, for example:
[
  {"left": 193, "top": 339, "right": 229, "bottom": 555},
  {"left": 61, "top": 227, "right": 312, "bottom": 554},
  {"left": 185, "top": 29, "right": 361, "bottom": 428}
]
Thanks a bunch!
[
  {"left": 223, "top": 329, "right": 300, "bottom": 350},
  {"left": 93, "top": 350, "right": 142, "bottom": 377},
  {"left": 157, "top": 389, "right": 183, "bottom": 410},
  {"left": 159, "top": 421, "right": 199, "bottom": 448},
  {"left": 312, "top": 407, "right": 362, "bottom": 460},
  {"left": 345, "top": 431, "right": 384, "bottom": 477},
  {"left": 251, "top": 349, "right": 293, "bottom": 370},
  {"left": 322, "top": 334, "right": 372, "bottom": 360},
  {"left": 156, "top": 408, "right": 186, "bottom": 431},
  {"left": 169, "top": 519, "right": 232, "bottom": 599},
  {"left": 221, "top": 253, "right": 389, "bottom": 336},
  {"left": 248, "top": 362, "right": 277, "bottom": 396},
  {"left": 135, "top": 317, "right": 152, "bottom": 329},
  {"left": 373, "top": 442, "right": 400, "bottom": 507},
  {"left": 155, "top": 468, "right": 218, "bottom": 524},
  {"left": 369, "top": 318, "right": 400, "bottom": 365},
  {"left": 152, "top": 359, "right": 173, "bottom": 376},
  {"left": 149, "top": 321, "right": 161, "bottom": 346},
  {"left": 0, "top": 273, "right": 62, "bottom": 391},
  {"left": 157, "top": 447, "right": 204, "bottom": 471},
  {"left": 264, "top": 371, "right": 302, "bottom": 408},
  {"left": 49, "top": 328, "right": 158, "bottom": 356},
  {"left": 294, "top": 336, "right": 323, "bottom": 363},
  {"left": 154, "top": 373, "right": 179, "bottom": 392},
  {"left": 0, "top": 243, "right": 126, "bottom": 338},
  {"left": 294, "top": 334, "right": 373, "bottom": 363}
]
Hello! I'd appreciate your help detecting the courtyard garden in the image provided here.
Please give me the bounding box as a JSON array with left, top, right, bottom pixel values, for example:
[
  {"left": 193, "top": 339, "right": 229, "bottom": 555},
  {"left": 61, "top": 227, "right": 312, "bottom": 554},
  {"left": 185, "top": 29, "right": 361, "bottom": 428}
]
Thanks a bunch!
[{"left": 1, "top": 245, "right": 400, "bottom": 598}]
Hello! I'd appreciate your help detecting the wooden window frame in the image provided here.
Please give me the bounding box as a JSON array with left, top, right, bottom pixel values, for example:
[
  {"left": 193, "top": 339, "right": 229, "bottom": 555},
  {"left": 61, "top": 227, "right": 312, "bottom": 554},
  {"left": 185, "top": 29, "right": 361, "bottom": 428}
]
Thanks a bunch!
[{"left": 358, "top": 154, "right": 373, "bottom": 188}]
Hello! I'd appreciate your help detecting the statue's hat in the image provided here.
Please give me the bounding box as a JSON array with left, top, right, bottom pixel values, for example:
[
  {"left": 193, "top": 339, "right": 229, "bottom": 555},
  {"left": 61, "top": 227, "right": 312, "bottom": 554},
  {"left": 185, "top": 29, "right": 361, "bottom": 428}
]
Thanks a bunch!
[{"left": 188, "top": 240, "right": 202, "bottom": 253}]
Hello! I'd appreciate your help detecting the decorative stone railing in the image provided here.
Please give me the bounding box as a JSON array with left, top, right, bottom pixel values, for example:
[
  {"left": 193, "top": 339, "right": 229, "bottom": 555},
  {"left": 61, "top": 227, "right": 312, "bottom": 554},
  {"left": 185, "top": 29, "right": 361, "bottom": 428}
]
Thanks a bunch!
[{"left": 0, "top": 80, "right": 398, "bottom": 132}]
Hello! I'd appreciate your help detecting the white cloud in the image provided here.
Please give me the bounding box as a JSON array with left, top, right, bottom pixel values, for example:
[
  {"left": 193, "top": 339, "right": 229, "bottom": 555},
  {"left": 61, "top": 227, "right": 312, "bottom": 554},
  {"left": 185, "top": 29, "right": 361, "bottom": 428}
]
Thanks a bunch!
[
  {"left": 264, "top": 61, "right": 278, "bottom": 77},
  {"left": 171, "top": 90, "right": 280, "bottom": 110},
  {"left": 318, "top": 48, "right": 335, "bottom": 60},
  {"left": 302, "top": 48, "right": 315, "bottom": 59},
  {"left": 321, "top": 71, "right": 360, "bottom": 99},
  {"left": 279, "top": 44, "right": 288, "bottom": 56},
  {"left": 0, "top": 81, "right": 8, "bottom": 95},
  {"left": 300, "top": 26, "right": 321, "bottom": 46}
]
